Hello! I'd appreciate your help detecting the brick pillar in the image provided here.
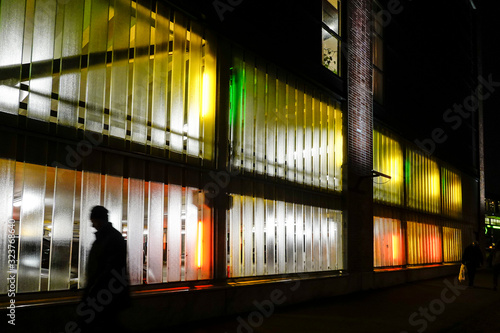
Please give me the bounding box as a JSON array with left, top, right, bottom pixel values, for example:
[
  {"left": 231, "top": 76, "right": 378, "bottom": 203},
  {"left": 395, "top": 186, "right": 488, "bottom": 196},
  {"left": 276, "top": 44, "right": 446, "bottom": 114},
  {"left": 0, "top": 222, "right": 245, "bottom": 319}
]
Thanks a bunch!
[{"left": 346, "top": 0, "right": 374, "bottom": 277}]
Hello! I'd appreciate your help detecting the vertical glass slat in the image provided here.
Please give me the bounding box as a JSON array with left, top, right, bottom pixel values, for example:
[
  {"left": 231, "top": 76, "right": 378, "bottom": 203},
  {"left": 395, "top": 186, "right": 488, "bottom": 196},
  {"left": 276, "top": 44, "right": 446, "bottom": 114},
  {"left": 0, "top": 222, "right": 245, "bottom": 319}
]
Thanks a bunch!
[
  {"left": 334, "top": 107, "right": 342, "bottom": 190},
  {"left": 185, "top": 188, "right": 198, "bottom": 280},
  {"left": 147, "top": 182, "right": 163, "bottom": 283},
  {"left": 201, "top": 30, "right": 217, "bottom": 161},
  {"left": 230, "top": 195, "right": 241, "bottom": 277},
  {"left": 254, "top": 61, "right": 266, "bottom": 174},
  {"left": 201, "top": 197, "right": 211, "bottom": 279},
  {"left": 266, "top": 66, "right": 276, "bottom": 177},
  {"left": 0, "top": 159, "right": 16, "bottom": 293},
  {"left": 296, "top": 87, "right": 304, "bottom": 185},
  {"left": 286, "top": 81, "right": 296, "bottom": 183},
  {"left": 276, "top": 200, "right": 286, "bottom": 273},
  {"left": 255, "top": 196, "right": 265, "bottom": 276},
  {"left": 49, "top": 168, "right": 76, "bottom": 290},
  {"left": 186, "top": 23, "right": 202, "bottom": 157},
  {"left": 231, "top": 51, "right": 244, "bottom": 171},
  {"left": 18, "top": 163, "right": 46, "bottom": 292},
  {"left": 285, "top": 202, "right": 295, "bottom": 273},
  {"left": 243, "top": 196, "right": 253, "bottom": 276},
  {"left": 167, "top": 184, "right": 182, "bottom": 281},
  {"left": 276, "top": 73, "right": 286, "bottom": 178},
  {"left": 304, "top": 205, "right": 312, "bottom": 271},
  {"left": 312, "top": 207, "right": 320, "bottom": 271},
  {"left": 109, "top": 0, "right": 130, "bottom": 139},
  {"left": 127, "top": 177, "right": 144, "bottom": 285},
  {"left": 28, "top": 0, "right": 57, "bottom": 122},
  {"left": 150, "top": 2, "right": 169, "bottom": 148},
  {"left": 130, "top": 0, "right": 151, "bottom": 144},
  {"left": 243, "top": 57, "right": 255, "bottom": 172},
  {"left": 312, "top": 96, "right": 320, "bottom": 187},
  {"left": 320, "top": 101, "right": 328, "bottom": 188},
  {"left": 79, "top": 171, "right": 101, "bottom": 288},
  {"left": 304, "top": 89, "right": 313, "bottom": 186},
  {"left": 84, "top": 0, "right": 108, "bottom": 132},
  {"left": 321, "top": 208, "right": 328, "bottom": 270},
  {"left": 265, "top": 199, "right": 275, "bottom": 275},
  {"left": 58, "top": 0, "right": 84, "bottom": 128},
  {"left": 169, "top": 13, "right": 186, "bottom": 153},
  {"left": 295, "top": 204, "right": 304, "bottom": 272},
  {"left": 105, "top": 174, "right": 123, "bottom": 232},
  {"left": 0, "top": 0, "right": 25, "bottom": 114}
]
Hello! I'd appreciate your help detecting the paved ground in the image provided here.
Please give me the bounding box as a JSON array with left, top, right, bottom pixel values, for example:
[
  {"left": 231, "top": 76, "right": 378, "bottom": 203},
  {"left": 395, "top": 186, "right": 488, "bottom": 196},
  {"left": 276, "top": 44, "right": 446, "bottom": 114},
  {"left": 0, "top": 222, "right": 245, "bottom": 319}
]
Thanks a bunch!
[{"left": 160, "top": 269, "right": 500, "bottom": 333}]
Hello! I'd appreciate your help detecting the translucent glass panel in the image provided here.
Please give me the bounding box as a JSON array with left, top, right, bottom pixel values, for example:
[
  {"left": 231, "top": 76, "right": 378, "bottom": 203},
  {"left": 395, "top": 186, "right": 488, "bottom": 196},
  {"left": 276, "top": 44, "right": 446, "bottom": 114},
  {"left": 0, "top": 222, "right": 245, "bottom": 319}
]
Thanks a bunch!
[
  {"left": 407, "top": 221, "right": 442, "bottom": 265},
  {"left": 441, "top": 168, "right": 462, "bottom": 218},
  {"left": 0, "top": 1, "right": 216, "bottom": 161},
  {"left": 443, "top": 227, "right": 462, "bottom": 262},
  {"left": 227, "top": 194, "right": 343, "bottom": 277},
  {"left": 0, "top": 158, "right": 212, "bottom": 294},
  {"left": 373, "top": 129, "right": 403, "bottom": 205},
  {"left": 406, "top": 149, "right": 441, "bottom": 214},
  {"left": 229, "top": 55, "right": 343, "bottom": 191},
  {"left": 322, "top": 0, "right": 341, "bottom": 75},
  {"left": 373, "top": 217, "right": 405, "bottom": 267}
]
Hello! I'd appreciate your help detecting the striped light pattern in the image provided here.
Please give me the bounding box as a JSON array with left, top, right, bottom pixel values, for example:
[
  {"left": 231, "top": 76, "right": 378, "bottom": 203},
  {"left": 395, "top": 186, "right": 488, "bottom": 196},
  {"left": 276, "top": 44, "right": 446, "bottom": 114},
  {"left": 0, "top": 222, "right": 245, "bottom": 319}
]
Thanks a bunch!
[
  {"left": 405, "top": 149, "right": 441, "bottom": 214},
  {"left": 0, "top": 158, "right": 211, "bottom": 293},
  {"left": 373, "top": 217, "right": 405, "bottom": 267},
  {"left": 443, "top": 227, "right": 462, "bottom": 262},
  {"left": 407, "top": 221, "right": 442, "bottom": 265},
  {"left": 0, "top": 0, "right": 216, "bottom": 161},
  {"left": 373, "top": 129, "right": 403, "bottom": 205},
  {"left": 441, "top": 168, "right": 463, "bottom": 218},
  {"left": 229, "top": 52, "right": 343, "bottom": 191},
  {"left": 228, "top": 194, "right": 343, "bottom": 277}
]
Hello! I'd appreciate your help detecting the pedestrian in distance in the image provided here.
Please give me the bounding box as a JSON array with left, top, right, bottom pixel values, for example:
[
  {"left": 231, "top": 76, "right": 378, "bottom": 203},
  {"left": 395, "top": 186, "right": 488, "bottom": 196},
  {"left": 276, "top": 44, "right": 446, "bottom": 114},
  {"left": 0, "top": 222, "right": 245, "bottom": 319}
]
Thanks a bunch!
[
  {"left": 489, "top": 245, "right": 500, "bottom": 291},
  {"left": 462, "top": 240, "right": 483, "bottom": 287},
  {"left": 77, "top": 205, "right": 130, "bottom": 332}
]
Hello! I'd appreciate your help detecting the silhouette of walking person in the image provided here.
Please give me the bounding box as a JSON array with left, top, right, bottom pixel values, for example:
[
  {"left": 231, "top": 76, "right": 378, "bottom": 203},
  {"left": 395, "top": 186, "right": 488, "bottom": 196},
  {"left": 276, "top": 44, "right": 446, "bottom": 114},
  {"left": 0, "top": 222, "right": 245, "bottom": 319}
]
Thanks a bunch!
[
  {"left": 462, "top": 241, "right": 483, "bottom": 287},
  {"left": 77, "top": 205, "right": 130, "bottom": 332}
]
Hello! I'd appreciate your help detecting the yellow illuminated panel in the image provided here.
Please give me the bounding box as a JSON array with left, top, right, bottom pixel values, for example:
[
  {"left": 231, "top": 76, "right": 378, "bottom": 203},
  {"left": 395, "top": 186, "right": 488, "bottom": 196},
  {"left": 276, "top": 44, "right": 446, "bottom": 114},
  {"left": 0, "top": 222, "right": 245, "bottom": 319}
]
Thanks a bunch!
[
  {"left": 373, "top": 129, "right": 403, "bottom": 205},
  {"left": 229, "top": 53, "right": 343, "bottom": 191},
  {"left": 407, "top": 221, "right": 442, "bottom": 265},
  {"left": 441, "top": 168, "right": 463, "bottom": 218},
  {"left": 443, "top": 227, "right": 462, "bottom": 262},
  {"left": 406, "top": 149, "right": 441, "bottom": 214}
]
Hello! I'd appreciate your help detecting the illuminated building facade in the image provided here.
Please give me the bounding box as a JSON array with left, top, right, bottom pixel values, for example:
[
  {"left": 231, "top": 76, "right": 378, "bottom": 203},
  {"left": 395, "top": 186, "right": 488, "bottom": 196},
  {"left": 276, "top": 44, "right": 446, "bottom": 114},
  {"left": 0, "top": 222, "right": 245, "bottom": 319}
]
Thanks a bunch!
[{"left": 0, "top": 0, "right": 482, "bottom": 330}]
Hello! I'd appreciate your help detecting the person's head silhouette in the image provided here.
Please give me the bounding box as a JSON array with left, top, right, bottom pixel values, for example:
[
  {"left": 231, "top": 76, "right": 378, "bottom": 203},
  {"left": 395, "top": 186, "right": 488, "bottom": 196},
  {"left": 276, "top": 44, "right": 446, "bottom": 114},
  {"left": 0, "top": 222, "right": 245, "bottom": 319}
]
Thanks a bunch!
[{"left": 90, "top": 205, "right": 109, "bottom": 231}]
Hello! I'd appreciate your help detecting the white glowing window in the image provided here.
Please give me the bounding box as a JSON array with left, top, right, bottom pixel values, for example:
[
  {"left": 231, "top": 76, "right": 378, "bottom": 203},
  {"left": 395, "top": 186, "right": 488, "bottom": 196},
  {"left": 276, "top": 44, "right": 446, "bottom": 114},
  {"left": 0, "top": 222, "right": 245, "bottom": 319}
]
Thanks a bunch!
[
  {"left": 0, "top": 158, "right": 212, "bottom": 294},
  {"left": 227, "top": 194, "right": 343, "bottom": 277}
]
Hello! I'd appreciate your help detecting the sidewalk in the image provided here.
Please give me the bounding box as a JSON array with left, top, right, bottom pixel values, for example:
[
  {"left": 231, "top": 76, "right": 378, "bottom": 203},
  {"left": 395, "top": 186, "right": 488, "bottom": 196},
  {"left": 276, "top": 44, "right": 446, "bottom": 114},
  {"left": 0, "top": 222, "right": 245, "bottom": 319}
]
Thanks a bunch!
[{"left": 163, "top": 269, "right": 500, "bottom": 333}]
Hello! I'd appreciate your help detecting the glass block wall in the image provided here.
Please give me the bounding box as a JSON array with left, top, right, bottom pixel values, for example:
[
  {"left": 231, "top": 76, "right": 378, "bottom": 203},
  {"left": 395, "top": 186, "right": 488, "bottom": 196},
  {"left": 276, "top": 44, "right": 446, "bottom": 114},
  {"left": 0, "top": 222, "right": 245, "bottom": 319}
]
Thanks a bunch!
[
  {"left": 227, "top": 194, "right": 343, "bottom": 277},
  {"left": 0, "top": 0, "right": 216, "bottom": 161},
  {"left": 407, "top": 221, "right": 442, "bottom": 265},
  {"left": 0, "top": 157, "right": 212, "bottom": 294},
  {"left": 229, "top": 50, "right": 343, "bottom": 191},
  {"left": 373, "top": 217, "right": 405, "bottom": 267}
]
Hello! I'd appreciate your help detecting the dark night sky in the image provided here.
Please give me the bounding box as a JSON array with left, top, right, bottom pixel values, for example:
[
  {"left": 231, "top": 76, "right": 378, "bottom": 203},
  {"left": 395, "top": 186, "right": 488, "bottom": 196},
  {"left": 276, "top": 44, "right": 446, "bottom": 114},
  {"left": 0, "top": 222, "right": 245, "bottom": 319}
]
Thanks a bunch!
[{"left": 480, "top": 1, "right": 500, "bottom": 199}]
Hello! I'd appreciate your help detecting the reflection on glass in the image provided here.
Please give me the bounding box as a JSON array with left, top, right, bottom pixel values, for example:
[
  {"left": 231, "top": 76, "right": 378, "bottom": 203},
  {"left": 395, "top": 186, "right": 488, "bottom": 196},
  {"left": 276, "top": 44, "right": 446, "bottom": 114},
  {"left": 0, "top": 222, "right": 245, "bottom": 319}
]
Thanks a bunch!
[
  {"left": 322, "top": 0, "right": 340, "bottom": 34},
  {"left": 322, "top": 29, "right": 339, "bottom": 74}
]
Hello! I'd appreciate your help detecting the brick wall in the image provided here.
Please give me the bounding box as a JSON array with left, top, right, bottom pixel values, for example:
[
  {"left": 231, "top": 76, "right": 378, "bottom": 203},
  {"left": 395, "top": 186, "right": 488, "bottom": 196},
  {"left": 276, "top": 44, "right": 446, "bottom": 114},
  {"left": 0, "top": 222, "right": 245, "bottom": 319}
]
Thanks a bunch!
[{"left": 346, "top": 0, "right": 374, "bottom": 273}]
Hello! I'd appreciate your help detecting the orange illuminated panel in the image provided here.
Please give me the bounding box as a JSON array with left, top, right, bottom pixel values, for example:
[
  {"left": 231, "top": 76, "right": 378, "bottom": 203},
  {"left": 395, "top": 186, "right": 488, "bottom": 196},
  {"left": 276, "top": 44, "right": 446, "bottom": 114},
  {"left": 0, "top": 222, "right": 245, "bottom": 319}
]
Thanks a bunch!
[
  {"left": 407, "top": 221, "right": 442, "bottom": 265},
  {"left": 373, "top": 217, "right": 405, "bottom": 267}
]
